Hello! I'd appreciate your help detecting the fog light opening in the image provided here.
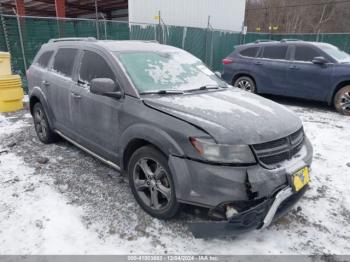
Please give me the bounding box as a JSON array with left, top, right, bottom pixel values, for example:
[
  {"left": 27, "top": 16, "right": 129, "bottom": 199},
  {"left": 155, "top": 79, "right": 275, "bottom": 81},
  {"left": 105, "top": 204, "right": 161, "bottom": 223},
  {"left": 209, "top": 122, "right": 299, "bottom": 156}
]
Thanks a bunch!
[{"left": 225, "top": 205, "right": 239, "bottom": 220}]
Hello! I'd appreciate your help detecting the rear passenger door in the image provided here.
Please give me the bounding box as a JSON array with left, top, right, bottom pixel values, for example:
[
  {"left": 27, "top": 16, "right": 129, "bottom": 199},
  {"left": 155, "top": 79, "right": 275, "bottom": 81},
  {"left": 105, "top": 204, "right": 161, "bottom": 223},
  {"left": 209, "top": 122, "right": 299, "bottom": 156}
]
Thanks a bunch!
[
  {"left": 286, "top": 45, "right": 334, "bottom": 101},
  {"left": 70, "top": 49, "right": 122, "bottom": 162},
  {"left": 253, "top": 45, "right": 291, "bottom": 95},
  {"left": 47, "top": 48, "right": 79, "bottom": 135},
  {"left": 30, "top": 50, "right": 54, "bottom": 99}
]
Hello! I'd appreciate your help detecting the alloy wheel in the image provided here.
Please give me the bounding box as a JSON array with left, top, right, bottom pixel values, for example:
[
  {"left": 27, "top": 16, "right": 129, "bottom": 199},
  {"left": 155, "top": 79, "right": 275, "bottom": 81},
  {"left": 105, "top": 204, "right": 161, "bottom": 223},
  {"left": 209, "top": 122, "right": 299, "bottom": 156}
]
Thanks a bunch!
[
  {"left": 237, "top": 79, "right": 253, "bottom": 92},
  {"left": 133, "top": 157, "right": 172, "bottom": 211},
  {"left": 339, "top": 91, "right": 350, "bottom": 113},
  {"left": 34, "top": 106, "right": 48, "bottom": 141}
]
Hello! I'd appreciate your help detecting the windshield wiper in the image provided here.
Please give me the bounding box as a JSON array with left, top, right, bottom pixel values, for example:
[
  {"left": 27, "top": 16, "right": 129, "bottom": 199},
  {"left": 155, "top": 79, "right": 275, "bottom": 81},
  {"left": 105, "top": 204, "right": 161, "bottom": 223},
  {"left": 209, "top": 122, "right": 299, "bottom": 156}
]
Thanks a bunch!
[
  {"left": 186, "top": 85, "right": 228, "bottom": 93},
  {"left": 139, "top": 90, "right": 185, "bottom": 95}
]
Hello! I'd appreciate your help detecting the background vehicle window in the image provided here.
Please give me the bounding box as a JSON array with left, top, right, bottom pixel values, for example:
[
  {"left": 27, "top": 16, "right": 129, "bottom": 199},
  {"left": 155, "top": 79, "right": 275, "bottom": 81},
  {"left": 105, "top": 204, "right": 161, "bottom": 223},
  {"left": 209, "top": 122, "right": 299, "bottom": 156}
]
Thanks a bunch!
[
  {"left": 52, "top": 48, "right": 78, "bottom": 77},
  {"left": 79, "top": 51, "right": 115, "bottom": 84},
  {"left": 262, "top": 46, "right": 288, "bottom": 60},
  {"left": 294, "top": 46, "right": 322, "bottom": 62},
  {"left": 36, "top": 51, "right": 54, "bottom": 68},
  {"left": 240, "top": 47, "right": 259, "bottom": 58}
]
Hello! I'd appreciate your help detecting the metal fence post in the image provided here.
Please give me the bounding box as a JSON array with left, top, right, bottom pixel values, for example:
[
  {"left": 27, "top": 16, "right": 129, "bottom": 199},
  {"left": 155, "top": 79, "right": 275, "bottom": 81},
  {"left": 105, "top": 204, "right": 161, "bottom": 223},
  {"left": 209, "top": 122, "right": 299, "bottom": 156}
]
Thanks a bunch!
[
  {"left": 14, "top": 9, "right": 27, "bottom": 72},
  {"left": 154, "top": 24, "right": 157, "bottom": 41},
  {"left": 205, "top": 15, "right": 210, "bottom": 66},
  {"left": 209, "top": 28, "right": 214, "bottom": 69},
  {"left": 100, "top": 13, "right": 107, "bottom": 39},
  {"left": 94, "top": 0, "right": 100, "bottom": 39}
]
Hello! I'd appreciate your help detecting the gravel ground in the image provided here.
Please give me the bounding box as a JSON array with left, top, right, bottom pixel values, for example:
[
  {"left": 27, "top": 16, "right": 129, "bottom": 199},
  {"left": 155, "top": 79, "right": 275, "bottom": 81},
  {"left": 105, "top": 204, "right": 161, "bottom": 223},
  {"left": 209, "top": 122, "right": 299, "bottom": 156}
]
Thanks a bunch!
[{"left": 0, "top": 97, "right": 349, "bottom": 255}]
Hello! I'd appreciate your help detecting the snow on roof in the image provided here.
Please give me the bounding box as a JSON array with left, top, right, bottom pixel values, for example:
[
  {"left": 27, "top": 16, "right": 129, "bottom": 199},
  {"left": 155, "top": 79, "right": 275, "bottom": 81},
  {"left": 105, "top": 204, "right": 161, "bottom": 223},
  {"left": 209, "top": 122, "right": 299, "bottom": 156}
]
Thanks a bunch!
[{"left": 96, "top": 40, "right": 178, "bottom": 52}]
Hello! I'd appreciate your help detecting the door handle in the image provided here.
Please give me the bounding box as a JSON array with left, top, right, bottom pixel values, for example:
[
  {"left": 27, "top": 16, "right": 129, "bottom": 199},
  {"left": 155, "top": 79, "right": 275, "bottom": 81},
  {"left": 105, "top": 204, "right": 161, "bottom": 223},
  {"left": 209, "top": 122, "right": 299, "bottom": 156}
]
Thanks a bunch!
[
  {"left": 289, "top": 65, "right": 300, "bottom": 70},
  {"left": 71, "top": 92, "right": 82, "bottom": 99},
  {"left": 255, "top": 61, "right": 263, "bottom": 65},
  {"left": 41, "top": 80, "right": 50, "bottom": 87}
]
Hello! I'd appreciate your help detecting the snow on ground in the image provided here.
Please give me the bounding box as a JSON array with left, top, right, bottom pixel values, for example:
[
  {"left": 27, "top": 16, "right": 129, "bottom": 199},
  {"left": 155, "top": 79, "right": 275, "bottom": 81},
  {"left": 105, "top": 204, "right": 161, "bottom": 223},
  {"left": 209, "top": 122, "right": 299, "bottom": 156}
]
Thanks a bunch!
[{"left": 0, "top": 97, "right": 349, "bottom": 255}]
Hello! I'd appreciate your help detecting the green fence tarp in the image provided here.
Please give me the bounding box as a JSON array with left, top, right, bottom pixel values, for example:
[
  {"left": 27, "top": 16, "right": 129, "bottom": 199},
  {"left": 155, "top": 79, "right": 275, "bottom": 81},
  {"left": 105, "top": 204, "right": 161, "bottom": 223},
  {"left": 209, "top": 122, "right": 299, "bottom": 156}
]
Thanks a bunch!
[{"left": 2, "top": 14, "right": 350, "bottom": 91}]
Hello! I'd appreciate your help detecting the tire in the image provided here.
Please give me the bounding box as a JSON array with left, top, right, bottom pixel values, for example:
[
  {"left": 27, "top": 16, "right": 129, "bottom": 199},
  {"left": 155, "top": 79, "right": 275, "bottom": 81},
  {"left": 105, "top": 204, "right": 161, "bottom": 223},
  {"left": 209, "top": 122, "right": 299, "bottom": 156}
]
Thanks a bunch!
[
  {"left": 33, "top": 102, "right": 58, "bottom": 144},
  {"left": 234, "top": 76, "right": 256, "bottom": 93},
  {"left": 334, "top": 85, "right": 350, "bottom": 116},
  {"left": 128, "top": 146, "right": 180, "bottom": 219}
]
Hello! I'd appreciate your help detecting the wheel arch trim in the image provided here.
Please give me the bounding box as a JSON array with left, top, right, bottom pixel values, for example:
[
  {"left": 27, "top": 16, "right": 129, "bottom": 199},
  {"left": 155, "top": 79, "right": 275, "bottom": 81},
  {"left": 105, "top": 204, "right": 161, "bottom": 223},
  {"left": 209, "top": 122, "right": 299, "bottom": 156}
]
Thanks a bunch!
[
  {"left": 232, "top": 72, "right": 257, "bottom": 89},
  {"left": 119, "top": 124, "right": 185, "bottom": 171},
  {"left": 29, "top": 87, "right": 56, "bottom": 128},
  {"left": 328, "top": 80, "right": 350, "bottom": 105}
]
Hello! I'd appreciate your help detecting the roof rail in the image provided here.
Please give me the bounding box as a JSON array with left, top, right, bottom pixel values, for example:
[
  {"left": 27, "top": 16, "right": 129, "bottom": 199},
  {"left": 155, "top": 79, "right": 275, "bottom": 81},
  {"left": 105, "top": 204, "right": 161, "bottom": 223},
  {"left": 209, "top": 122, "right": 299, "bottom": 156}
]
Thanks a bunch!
[
  {"left": 254, "top": 39, "right": 278, "bottom": 44},
  {"left": 49, "top": 37, "right": 97, "bottom": 43},
  {"left": 280, "top": 39, "right": 302, "bottom": 42}
]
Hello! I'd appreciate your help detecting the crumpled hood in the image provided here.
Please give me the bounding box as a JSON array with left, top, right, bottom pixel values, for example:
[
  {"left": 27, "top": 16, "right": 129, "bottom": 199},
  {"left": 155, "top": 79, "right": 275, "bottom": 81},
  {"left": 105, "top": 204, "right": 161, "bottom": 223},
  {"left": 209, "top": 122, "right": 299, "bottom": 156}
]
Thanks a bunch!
[{"left": 143, "top": 89, "right": 303, "bottom": 145}]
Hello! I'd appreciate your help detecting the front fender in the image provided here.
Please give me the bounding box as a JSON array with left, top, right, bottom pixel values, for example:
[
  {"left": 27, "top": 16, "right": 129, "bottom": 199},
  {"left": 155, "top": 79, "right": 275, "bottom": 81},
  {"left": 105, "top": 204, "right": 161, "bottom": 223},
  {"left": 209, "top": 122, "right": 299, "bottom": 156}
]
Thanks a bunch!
[
  {"left": 29, "top": 86, "right": 55, "bottom": 127},
  {"left": 119, "top": 123, "right": 185, "bottom": 170}
]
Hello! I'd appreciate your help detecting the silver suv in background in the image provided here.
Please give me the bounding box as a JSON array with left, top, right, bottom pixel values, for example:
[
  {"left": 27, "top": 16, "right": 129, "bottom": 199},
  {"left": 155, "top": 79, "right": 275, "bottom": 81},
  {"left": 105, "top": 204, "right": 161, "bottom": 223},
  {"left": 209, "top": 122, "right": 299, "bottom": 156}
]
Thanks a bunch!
[{"left": 27, "top": 38, "right": 313, "bottom": 238}]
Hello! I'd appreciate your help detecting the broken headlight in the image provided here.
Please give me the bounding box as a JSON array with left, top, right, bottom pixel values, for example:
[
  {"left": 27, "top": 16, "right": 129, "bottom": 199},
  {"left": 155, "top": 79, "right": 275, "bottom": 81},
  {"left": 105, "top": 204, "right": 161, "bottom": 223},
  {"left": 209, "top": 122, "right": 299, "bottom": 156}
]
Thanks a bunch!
[{"left": 189, "top": 137, "right": 256, "bottom": 164}]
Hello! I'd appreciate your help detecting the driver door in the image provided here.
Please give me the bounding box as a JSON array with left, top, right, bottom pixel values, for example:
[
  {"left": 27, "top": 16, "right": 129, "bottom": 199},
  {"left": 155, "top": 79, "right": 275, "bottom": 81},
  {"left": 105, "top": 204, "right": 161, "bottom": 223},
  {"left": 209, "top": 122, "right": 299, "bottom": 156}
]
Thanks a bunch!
[
  {"left": 285, "top": 45, "right": 334, "bottom": 101},
  {"left": 71, "top": 49, "right": 123, "bottom": 162}
]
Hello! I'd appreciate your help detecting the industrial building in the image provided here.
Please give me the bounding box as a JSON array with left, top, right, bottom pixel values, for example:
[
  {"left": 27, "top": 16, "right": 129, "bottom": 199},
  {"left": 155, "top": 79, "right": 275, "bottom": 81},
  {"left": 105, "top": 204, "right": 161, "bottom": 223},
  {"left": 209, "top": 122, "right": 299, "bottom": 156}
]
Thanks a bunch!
[{"left": 0, "top": 0, "right": 246, "bottom": 31}]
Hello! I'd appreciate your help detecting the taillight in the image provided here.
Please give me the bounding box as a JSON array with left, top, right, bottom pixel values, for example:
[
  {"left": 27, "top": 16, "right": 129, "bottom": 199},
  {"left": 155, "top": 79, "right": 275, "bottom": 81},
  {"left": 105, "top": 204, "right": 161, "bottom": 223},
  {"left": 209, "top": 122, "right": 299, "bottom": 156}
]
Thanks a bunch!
[{"left": 222, "top": 58, "right": 233, "bottom": 65}]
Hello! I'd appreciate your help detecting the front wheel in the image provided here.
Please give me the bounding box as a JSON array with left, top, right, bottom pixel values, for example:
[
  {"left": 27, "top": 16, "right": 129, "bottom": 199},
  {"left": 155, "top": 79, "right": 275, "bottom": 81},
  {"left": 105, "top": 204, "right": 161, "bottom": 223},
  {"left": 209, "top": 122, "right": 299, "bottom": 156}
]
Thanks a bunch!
[
  {"left": 128, "top": 146, "right": 180, "bottom": 219},
  {"left": 334, "top": 85, "right": 350, "bottom": 116},
  {"left": 33, "top": 103, "right": 58, "bottom": 144},
  {"left": 234, "top": 76, "right": 256, "bottom": 93}
]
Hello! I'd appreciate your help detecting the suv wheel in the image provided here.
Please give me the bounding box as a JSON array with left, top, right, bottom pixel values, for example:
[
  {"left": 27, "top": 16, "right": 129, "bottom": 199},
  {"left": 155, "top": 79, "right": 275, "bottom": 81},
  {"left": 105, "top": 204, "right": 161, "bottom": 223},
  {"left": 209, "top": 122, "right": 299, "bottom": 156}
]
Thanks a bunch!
[
  {"left": 234, "top": 76, "right": 256, "bottom": 93},
  {"left": 33, "top": 103, "right": 58, "bottom": 144},
  {"left": 334, "top": 85, "right": 350, "bottom": 116},
  {"left": 128, "top": 146, "right": 180, "bottom": 219}
]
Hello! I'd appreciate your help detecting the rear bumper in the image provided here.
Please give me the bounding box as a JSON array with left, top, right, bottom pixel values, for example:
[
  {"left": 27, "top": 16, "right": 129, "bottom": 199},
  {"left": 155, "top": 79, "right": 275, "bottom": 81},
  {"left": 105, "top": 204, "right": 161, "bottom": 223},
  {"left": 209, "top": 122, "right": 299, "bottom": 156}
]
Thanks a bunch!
[{"left": 189, "top": 185, "right": 308, "bottom": 238}]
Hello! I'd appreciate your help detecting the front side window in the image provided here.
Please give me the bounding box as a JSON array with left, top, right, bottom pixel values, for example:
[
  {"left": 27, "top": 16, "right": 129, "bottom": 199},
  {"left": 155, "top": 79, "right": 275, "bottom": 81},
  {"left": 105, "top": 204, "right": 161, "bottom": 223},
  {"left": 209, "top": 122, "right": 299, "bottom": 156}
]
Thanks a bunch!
[
  {"left": 116, "top": 50, "right": 226, "bottom": 93},
  {"left": 294, "top": 46, "right": 321, "bottom": 62},
  {"left": 240, "top": 47, "right": 259, "bottom": 58},
  {"left": 79, "top": 51, "right": 115, "bottom": 85},
  {"left": 52, "top": 48, "right": 78, "bottom": 77},
  {"left": 36, "top": 50, "right": 54, "bottom": 68},
  {"left": 262, "top": 46, "right": 288, "bottom": 60}
]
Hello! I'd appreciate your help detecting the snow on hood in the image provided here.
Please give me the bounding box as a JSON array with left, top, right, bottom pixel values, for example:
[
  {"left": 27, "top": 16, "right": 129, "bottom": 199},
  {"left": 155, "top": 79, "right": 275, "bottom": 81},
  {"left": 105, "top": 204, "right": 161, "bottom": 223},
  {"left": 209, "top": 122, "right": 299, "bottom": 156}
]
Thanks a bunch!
[{"left": 143, "top": 89, "right": 303, "bottom": 145}]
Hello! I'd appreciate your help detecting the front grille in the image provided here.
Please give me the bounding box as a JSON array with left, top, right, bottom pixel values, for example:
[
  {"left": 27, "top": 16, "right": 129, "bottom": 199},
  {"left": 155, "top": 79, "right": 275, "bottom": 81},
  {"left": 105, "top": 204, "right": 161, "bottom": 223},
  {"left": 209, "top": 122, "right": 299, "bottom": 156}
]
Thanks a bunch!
[{"left": 252, "top": 128, "right": 305, "bottom": 167}]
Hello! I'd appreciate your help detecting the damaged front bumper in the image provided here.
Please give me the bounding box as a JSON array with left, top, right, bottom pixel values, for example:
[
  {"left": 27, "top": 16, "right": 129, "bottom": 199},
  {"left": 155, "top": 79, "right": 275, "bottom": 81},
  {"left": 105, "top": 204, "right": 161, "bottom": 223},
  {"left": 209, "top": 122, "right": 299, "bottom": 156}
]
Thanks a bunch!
[
  {"left": 168, "top": 137, "right": 313, "bottom": 238},
  {"left": 189, "top": 185, "right": 308, "bottom": 238}
]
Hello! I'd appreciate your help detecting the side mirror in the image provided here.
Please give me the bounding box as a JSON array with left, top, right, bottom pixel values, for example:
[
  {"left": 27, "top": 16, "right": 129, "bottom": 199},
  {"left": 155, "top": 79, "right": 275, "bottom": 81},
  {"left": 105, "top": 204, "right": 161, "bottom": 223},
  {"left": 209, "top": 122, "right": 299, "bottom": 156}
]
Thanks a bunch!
[
  {"left": 312, "top": 56, "right": 328, "bottom": 65},
  {"left": 90, "top": 78, "right": 122, "bottom": 99},
  {"left": 214, "top": 71, "right": 222, "bottom": 78}
]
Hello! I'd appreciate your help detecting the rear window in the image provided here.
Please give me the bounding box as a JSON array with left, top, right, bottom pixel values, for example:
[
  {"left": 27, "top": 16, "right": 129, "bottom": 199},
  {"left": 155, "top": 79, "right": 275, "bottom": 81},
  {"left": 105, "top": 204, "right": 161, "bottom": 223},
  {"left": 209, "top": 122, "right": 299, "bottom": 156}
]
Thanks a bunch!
[
  {"left": 240, "top": 47, "right": 259, "bottom": 58},
  {"left": 52, "top": 48, "right": 78, "bottom": 78},
  {"left": 262, "top": 46, "right": 288, "bottom": 60},
  {"left": 294, "top": 46, "right": 322, "bottom": 62},
  {"left": 36, "top": 51, "right": 54, "bottom": 68}
]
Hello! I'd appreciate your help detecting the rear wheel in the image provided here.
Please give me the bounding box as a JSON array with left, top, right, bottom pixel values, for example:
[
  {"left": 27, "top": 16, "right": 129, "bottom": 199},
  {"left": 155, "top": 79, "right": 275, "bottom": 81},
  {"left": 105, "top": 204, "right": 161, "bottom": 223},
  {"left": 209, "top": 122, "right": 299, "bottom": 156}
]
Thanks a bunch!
[
  {"left": 234, "top": 76, "right": 256, "bottom": 93},
  {"left": 334, "top": 85, "right": 350, "bottom": 116},
  {"left": 128, "top": 146, "right": 180, "bottom": 219},
  {"left": 33, "top": 103, "right": 58, "bottom": 144}
]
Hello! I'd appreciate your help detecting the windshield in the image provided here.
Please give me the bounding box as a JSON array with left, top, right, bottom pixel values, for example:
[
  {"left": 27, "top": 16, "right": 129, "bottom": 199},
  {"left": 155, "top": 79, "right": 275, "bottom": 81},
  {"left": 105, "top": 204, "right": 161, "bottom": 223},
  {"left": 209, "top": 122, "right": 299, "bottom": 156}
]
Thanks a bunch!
[
  {"left": 318, "top": 44, "right": 350, "bottom": 62},
  {"left": 116, "top": 51, "right": 227, "bottom": 93}
]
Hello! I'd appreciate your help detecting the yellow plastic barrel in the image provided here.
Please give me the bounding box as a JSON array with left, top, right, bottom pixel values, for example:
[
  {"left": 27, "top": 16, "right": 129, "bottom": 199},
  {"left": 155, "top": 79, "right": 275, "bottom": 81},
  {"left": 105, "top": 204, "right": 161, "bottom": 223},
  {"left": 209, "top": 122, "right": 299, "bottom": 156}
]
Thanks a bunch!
[
  {"left": 0, "top": 52, "right": 24, "bottom": 113},
  {"left": 0, "top": 52, "right": 12, "bottom": 76}
]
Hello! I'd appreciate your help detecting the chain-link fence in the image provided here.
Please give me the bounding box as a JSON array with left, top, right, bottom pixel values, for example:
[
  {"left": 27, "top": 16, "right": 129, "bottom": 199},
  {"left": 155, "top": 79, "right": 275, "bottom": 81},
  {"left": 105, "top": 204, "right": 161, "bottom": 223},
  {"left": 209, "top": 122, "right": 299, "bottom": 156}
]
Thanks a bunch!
[{"left": 1, "top": 14, "right": 350, "bottom": 92}]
